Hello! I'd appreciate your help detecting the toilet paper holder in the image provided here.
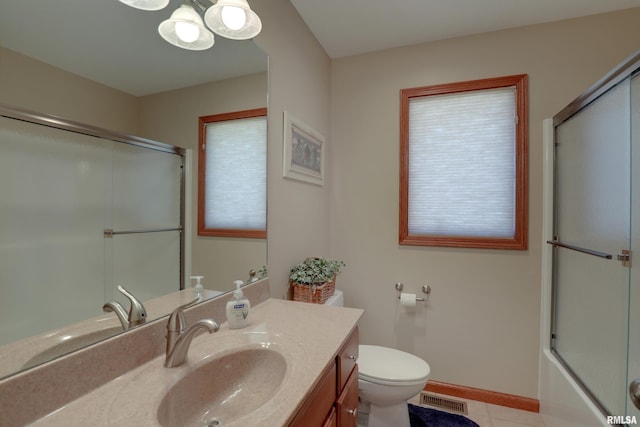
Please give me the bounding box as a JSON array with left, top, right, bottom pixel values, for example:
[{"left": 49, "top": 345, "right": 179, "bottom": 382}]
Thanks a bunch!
[{"left": 395, "top": 282, "right": 431, "bottom": 302}]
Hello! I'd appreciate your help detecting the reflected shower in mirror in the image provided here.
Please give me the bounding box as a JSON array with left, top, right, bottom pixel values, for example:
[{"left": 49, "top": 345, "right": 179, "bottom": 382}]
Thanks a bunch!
[{"left": 0, "top": 0, "right": 267, "bottom": 380}]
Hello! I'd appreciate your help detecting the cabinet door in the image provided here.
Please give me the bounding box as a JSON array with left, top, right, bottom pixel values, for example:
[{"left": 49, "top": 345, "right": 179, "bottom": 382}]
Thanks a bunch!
[
  {"left": 322, "top": 407, "right": 337, "bottom": 427},
  {"left": 288, "top": 364, "right": 336, "bottom": 427},
  {"left": 337, "top": 366, "right": 359, "bottom": 427}
]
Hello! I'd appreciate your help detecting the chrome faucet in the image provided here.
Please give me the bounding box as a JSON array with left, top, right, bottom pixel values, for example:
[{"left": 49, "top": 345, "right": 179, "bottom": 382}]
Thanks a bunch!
[
  {"left": 164, "top": 298, "right": 219, "bottom": 368},
  {"left": 103, "top": 285, "right": 148, "bottom": 330}
]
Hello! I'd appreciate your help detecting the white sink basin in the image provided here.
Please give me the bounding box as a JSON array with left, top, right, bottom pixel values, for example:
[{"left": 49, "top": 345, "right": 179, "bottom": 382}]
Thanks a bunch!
[{"left": 157, "top": 347, "right": 287, "bottom": 426}]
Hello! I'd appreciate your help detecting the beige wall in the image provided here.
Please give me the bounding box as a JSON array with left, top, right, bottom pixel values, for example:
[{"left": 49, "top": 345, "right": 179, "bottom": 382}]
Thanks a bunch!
[
  {"left": 138, "top": 73, "right": 268, "bottom": 289},
  {"left": 329, "top": 8, "right": 640, "bottom": 399},
  {"left": 252, "top": 0, "right": 333, "bottom": 299},
  {"left": 0, "top": 47, "right": 139, "bottom": 134}
]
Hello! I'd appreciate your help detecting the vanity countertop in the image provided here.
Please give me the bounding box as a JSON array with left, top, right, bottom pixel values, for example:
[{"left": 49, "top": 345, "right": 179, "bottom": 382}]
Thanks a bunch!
[{"left": 29, "top": 298, "right": 363, "bottom": 427}]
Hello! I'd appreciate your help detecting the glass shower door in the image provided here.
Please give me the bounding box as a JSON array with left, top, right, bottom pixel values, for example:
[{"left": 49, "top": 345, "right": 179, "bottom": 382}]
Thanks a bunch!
[
  {"left": 0, "top": 117, "right": 110, "bottom": 343},
  {"left": 627, "top": 72, "right": 640, "bottom": 419},
  {"left": 552, "top": 77, "right": 631, "bottom": 416},
  {"left": 105, "top": 141, "right": 183, "bottom": 306}
]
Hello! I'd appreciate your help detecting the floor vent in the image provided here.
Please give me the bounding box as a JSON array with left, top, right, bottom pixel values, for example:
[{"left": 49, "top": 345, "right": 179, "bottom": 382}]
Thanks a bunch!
[{"left": 419, "top": 392, "right": 468, "bottom": 415}]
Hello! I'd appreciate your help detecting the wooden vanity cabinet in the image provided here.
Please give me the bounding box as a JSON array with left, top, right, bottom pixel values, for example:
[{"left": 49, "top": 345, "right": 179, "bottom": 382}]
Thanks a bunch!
[{"left": 288, "top": 327, "right": 359, "bottom": 427}]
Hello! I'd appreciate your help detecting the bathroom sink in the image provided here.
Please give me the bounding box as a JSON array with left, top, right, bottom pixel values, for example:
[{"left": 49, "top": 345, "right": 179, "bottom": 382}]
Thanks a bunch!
[
  {"left": 22, "top": 326, "right": 122, "bottom": 369},
  {"left": 157, "top": 348, "right": 286, "bottom": 426},
  {"left": 107, "top": 331, "right": 306, "bottom": 427}
]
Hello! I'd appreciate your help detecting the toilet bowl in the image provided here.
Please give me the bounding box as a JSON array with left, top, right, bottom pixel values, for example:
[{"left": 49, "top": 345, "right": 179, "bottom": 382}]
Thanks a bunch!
[{"left": 325, "top": 291, "right": 431, "bottom": 427}]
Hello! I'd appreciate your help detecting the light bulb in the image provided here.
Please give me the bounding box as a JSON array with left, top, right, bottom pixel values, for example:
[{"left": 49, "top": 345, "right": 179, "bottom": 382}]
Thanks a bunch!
[
  {"left": 220, "top": 5, "right": 247, "bottom": 30},
  {"left": 175, "top": 21, "right": 200, "bottom": 43}
]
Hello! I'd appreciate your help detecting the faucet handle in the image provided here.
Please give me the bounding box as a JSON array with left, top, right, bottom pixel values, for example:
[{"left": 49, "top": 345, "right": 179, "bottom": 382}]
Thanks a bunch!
[
  {"left": 117, "top": 285, "right": 147, "bottom": 326},
  {"left": 167, "top": 297, "right": 201, "bottom": 332}
]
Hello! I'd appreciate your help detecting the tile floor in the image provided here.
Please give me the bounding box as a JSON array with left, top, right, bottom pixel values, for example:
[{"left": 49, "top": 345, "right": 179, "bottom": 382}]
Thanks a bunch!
[{"left": 407, "top": 392, "right": 547, "bottom": 427}]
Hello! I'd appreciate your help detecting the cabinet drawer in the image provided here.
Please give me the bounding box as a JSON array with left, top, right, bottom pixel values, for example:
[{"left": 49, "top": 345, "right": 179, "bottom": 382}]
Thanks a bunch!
[
  {"left": 337, "top": 326, "right": 359, "bottom": 390},
  {"left": 336, "top": 366, "right": 359, "bottom": 427}
]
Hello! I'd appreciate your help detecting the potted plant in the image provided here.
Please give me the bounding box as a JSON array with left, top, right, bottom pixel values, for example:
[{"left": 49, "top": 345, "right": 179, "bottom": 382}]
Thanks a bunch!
[{"left": 289, "top": 257, "right": 346, "bottom": 304}]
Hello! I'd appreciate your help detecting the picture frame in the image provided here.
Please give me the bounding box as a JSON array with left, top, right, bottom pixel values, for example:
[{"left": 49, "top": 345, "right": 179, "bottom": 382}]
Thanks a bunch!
[{"left": 283, "top": 111, "right": 325, "bottom": 186}]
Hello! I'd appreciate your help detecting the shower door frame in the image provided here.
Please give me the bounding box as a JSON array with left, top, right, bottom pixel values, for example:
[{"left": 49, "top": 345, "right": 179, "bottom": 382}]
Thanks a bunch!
[
  {"left": 0, "top": 103, "right": 187, "bottom": 291},
  {"left": 549, "top": 50, "right": 640, "bottom": 419}
]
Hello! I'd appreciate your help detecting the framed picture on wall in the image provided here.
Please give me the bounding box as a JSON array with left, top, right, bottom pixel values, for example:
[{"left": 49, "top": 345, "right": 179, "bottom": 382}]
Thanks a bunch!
[{"left": 283, "top": 111, "right": 325, "bottom": 186}]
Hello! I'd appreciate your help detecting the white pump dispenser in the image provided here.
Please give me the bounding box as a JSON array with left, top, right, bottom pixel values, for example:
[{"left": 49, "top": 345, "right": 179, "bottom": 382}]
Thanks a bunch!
[
  {"left": 190, "top": 275, "right": 204, "bottom": 298},
  {"left": 226, "top": 280, "right": 250, "bottom": 329}
]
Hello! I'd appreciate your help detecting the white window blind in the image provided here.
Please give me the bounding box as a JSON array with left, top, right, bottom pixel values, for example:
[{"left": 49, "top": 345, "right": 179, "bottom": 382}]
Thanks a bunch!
[
  {"left": 204, "top": 116, "right": 266, "bottom": 230},
  {"left": 408, "top": 87, "right": 517, "bottom": 238}
]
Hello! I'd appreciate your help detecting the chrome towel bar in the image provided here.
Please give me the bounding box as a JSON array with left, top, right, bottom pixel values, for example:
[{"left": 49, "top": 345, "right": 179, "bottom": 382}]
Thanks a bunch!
[
  {"left": 546, "top": 240, "right": 612, "bottom": 259},
  {"left": 104, "top": 226, "right": 183, "bottom": 237}
]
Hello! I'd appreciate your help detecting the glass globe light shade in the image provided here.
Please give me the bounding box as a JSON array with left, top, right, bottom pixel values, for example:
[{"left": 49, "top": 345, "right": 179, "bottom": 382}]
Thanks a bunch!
[
  {"left": 158, "top": 4, "right": 214, "bottom": 51},
  {"left": 204, "top": 0, "right": 262, "bottom": 40},
  {"left": 175, "top": 21, "right": 200, "bottom": 43},
  {"left": 220, "top": 6, "right": 247, "bottom": 31}
]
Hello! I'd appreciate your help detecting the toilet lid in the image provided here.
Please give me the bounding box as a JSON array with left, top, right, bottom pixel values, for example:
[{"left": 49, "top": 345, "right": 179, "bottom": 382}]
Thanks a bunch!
[{"left": 358, "top": 345, "right": 430, "bottom": 385}]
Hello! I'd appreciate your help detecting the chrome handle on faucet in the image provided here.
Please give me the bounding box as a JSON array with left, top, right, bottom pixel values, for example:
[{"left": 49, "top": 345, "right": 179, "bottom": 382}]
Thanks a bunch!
[
  {"left": 167, "top": 297, "right": 202, "bottom": 333},
  {"left": 118, "top": 285, "right": 147, "bottom": 327}
]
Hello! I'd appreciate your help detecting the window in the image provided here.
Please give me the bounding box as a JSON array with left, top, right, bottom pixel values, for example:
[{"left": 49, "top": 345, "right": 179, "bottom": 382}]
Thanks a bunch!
[
  {"left": 399, "top": 75, "right": 528, "bottom": 249},
  {"left": 198, "top": 108, "right": 267, "bottom": 238}
]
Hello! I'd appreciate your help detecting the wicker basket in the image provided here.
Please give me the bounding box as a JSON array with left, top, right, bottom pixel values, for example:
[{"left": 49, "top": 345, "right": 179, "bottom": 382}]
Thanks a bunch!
[{"left": 291, "top": 278, "right": 336, "bottom": 304}]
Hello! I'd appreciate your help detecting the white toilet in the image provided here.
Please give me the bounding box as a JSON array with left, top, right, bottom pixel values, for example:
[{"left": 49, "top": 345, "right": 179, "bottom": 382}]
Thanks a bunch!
[{"left": 325, "top": 291, "right": 431, "bottom": 427}]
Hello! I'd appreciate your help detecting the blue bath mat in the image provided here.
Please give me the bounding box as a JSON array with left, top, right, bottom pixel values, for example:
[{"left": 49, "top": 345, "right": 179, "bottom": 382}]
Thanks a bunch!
[{"left": 409, "top": 403, "right": 480, "bottom": 427}]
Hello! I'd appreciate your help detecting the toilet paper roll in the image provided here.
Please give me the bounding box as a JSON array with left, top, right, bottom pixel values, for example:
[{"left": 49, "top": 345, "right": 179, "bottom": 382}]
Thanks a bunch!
[{"left": 400, "top": 292, "right": 417, "bottom": 307}]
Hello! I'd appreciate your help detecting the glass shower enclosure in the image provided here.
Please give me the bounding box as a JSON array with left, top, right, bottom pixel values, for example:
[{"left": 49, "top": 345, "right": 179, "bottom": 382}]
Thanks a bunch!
[
  {"left": 550, "top": 50, "right": 640, "bottom": 421},
  {"left": 0, "top": 105, "right": 185, "bottom": 347}
]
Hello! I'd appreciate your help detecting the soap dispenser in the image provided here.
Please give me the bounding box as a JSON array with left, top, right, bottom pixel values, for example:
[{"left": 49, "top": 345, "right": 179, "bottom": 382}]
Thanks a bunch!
[
  {"left": 226, "top": 280, "right": 250, "bottom": 329},
  {"left": 190, "top": 275, "right": 204, "bottom": 299}
]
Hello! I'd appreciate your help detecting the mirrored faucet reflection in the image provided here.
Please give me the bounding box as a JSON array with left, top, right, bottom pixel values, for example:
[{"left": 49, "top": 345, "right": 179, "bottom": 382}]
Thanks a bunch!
[
  {"left": 165, "top": 298, "right": 219, "bottom": 368},
  {"left": 103, "top": 285, "right": 148, "bottom": 330}
]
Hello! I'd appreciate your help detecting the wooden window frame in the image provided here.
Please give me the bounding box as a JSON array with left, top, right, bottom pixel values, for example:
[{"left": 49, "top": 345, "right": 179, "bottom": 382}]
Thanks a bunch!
[
  {"left": 198, "top": 108, "right": 267, "bottom": 239},
  {"left": 399, "top": 75, "right": 528, "bottom": 250}
]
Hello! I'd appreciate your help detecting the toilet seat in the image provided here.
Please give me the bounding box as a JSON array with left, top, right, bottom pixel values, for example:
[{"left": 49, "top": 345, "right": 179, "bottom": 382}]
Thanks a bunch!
[{"left": 358, "top": 345, "right": 430, "bottom": 386}]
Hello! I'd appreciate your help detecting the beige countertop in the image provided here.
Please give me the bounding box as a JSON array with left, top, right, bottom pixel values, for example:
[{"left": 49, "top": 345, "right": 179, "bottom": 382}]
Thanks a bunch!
[{"left": 29, "top": 298, "right": 363, "bottom": 427}]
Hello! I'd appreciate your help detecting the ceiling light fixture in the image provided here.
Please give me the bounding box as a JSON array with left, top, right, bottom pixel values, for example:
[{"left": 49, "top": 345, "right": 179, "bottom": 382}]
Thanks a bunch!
[
  {"left": 118, "top": 0, "right": 262, "bottom": 50},
  {"left": 158, "top": 4, "right": 215, "bottom": 50}
]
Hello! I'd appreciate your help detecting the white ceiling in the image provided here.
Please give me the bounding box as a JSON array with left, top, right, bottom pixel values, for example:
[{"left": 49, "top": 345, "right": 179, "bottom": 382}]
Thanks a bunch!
[{"left": 290, "top": 0, "right": 640, "bottom": 58}]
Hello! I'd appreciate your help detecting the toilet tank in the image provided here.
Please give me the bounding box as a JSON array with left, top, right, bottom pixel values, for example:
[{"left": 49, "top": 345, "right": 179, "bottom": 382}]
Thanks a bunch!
[{"left": 324, "top": 290, "right": 344, "bottom": 307}]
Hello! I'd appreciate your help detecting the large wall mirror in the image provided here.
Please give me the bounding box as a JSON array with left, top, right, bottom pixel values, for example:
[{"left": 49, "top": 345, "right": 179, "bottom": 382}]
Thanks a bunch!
[{"left": 0, "top": 0, "right": 267, "bottom": 380}]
